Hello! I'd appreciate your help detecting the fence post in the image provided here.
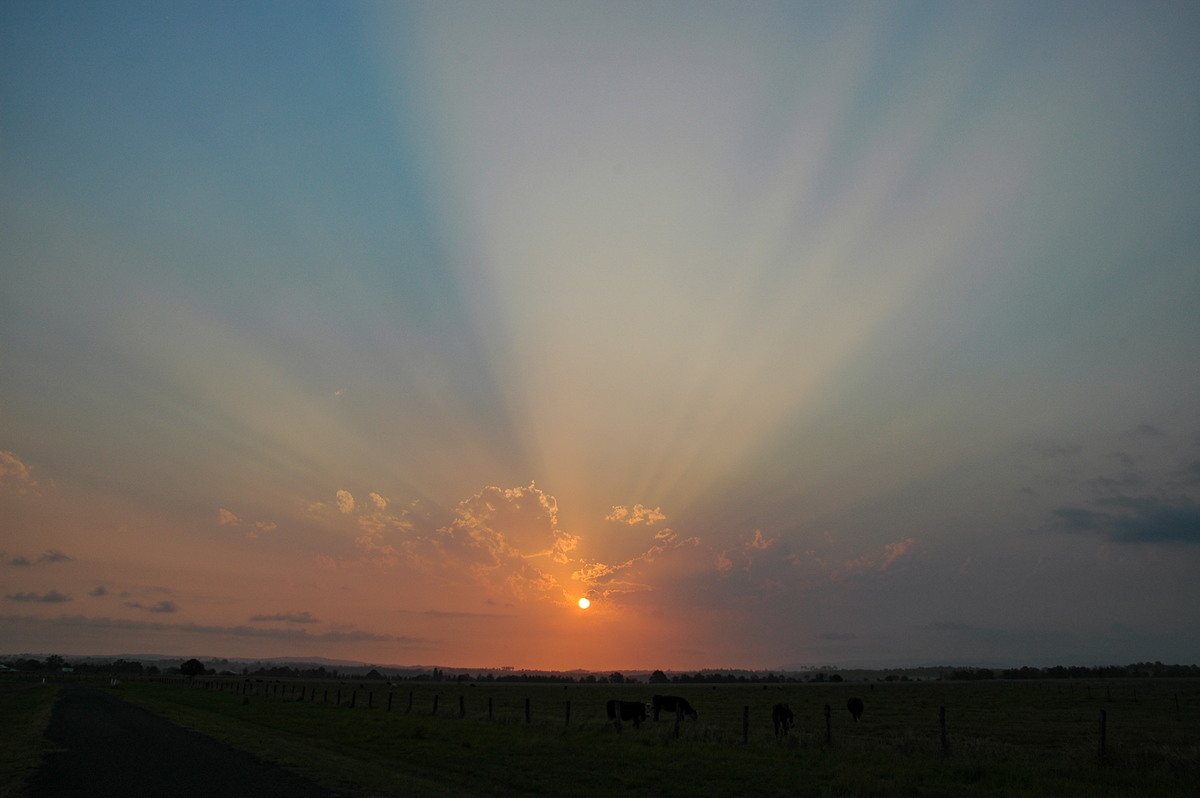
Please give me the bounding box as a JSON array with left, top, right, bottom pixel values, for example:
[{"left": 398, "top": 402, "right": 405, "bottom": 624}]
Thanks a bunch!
[
  {"left": 742, "top": 706, "right": 750, "bottom": 744},
  {"left": 1098, "top": 709, "right": 1107, "bottom": 764},
  {"left": 432, "top": 695, "right": 439, "bottom": 716},
  {"left": 825, "top": 704, "right": 832, "bottom": 746},
  {"left": 388, "top": 692, "right": 393, "bottom": 712},
  {"left": 940, "top": 706, "right": 948, "bottom": 756},
  {"left": 459, "top": 695, "right": 465, "bottom": 718},
  {"left": 407, "top": 691, "right": 413, "bottom": 713},
  {"left": 350, "top": 690, "right": 357, "bottom": 709},
  {"left": 368, "top": 691, "right": 374, "bottom": 710}
]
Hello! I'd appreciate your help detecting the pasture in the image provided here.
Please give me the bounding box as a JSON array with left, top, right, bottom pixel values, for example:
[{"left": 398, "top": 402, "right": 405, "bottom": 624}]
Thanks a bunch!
[{"left": 100, "top": 676, "right": 1199, "bottom": 796}]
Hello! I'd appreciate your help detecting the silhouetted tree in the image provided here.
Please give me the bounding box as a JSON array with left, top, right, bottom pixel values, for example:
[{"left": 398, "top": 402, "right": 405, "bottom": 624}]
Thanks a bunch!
[
  {"left": 649, "top": 670, "right": 669, "bottom": 684},
  {"left": 180, "top": 658, "right": 206, "bottom": 677}
]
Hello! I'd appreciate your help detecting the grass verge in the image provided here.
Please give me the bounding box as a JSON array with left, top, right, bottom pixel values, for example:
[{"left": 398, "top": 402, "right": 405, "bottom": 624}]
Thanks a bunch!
[{"left": 0, "top": 680, "right": 60, "bottom": 798}]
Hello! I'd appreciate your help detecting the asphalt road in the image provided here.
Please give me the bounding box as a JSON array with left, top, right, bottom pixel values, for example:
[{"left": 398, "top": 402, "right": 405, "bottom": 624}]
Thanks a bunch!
[{"left": 30, "top": 684, "right": 340, "bottom": 797}]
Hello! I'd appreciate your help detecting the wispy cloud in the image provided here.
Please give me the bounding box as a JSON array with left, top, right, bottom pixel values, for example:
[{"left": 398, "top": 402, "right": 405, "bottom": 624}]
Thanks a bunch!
[
  {"left": 1054, "top": 498, "right": 1200, "bottom": 545},
  {"left": 6, "top": 590, "right": 71, "bottom": 603},
  {"left": 0, "top": 614, "right": 431, "bottom": 646},
  {"left": 7, "top": 550, "right": 72, "bottom": 567},
  {"left": 249, "top": 611, "right": 318, "bottom": 624},
  {"left": 123, "top": 600, "right": 179, "bottom": 613}
]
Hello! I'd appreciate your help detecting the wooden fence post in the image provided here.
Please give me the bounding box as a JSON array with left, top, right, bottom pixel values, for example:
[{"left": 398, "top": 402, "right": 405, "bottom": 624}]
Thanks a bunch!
[
  {"left": 350, "top": 690, "right": 357, "bottom": 709},
  {"left": 459, "top": 695, "right": 465, "bottom": 718},
  {"left": 368, "top": 691, "right": 374, "bottom": 710},
  {"left": 387, "top": 692, "right": 393, "bottom": 712},
  {"left": 742, "top": 706, "right": 750, "bottom": 744},
  {"left": 824, "top": 704, "right": 832, "bottom": 746},
  {"left": 432, "top": 695, "right": 439, "bottom": 716}
]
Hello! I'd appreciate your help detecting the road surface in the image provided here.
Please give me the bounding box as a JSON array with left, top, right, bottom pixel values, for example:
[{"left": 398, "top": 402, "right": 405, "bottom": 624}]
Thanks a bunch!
[{"left": 30, "top": 684, "right": 339, "bottom": 797}]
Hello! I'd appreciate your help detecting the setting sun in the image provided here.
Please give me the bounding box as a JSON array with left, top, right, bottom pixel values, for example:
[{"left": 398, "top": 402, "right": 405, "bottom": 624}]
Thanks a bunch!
[{"left": 577, "top": 597, "right": 591, "bottom": 610}]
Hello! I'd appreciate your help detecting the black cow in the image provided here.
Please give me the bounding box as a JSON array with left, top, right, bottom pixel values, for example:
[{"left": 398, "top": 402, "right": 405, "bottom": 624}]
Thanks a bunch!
[
  {"left": 772, "top": 703, "right": 794, "bottom": 737},
  {"left": 651, "top": 695, "right": 697, "bottom": 721},
  {"left": 606, "top": 699, "right": 648, "bottom": 729},
  {"left": 847, "top": 697, "right": 864, "bottom": 722}
]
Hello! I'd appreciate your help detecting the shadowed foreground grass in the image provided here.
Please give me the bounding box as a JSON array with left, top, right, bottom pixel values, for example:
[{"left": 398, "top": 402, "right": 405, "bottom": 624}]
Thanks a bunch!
[
  {"left": 110, "top": 679, "right": 1198, "bottom": 797},
  {"left": 0, "top": 680, "right": 59, "bottom": 797}
]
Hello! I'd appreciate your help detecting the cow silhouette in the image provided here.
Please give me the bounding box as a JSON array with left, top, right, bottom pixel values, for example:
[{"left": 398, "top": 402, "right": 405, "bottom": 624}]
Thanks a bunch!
[
  {"left": 772, "top": 703, "right": 794, "bottom": 737},
  {"left": 651, "top": 695, "right": 697, "bottom": 721},
  {"left": 847, "top": 697, "right": 864, "bottom": 722},
  {"left": 606, "top": 699, "right": 648, "bottom": 729}
]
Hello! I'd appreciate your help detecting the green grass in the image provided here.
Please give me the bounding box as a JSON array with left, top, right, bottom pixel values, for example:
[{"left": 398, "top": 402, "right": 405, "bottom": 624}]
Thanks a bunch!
[
  {"left": 109, "top": 678, "right": 1200, "bottom": 797},
  {"left": 0, "top": 680, "right": 60, "bottom": 798}
]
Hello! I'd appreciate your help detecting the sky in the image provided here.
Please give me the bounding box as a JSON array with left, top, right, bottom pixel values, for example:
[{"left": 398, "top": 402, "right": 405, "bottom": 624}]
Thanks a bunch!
[{"left": 2, "top": 1, "right": 1199, "bottom": 672}]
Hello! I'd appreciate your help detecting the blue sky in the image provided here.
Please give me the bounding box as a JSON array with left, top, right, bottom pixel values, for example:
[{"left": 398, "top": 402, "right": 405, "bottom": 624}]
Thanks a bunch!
[{"left": 2, "top": 1, "right": 1199, "bottom": 670}]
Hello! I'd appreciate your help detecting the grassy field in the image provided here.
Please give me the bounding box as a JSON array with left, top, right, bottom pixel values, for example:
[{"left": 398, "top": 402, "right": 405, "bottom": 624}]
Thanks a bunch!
[
  {"left": 101, "top": 677, "right": 1199, "bottom": 797},
  {"left": 4, "top": 676, "right": 1196, "bottom": 796}
]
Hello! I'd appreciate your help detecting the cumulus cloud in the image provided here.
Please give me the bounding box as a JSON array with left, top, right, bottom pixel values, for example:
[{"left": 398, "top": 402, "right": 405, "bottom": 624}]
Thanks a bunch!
[
  {"left": 369, "top": 492, "right": 389, "bottom": 509},
  {"left": 351, "top": 483, "right": 578, "bottom": 601},
  {"left": 336, "top": 489, "right": 356, "bottom": 514},
  {"left": 218, "top": 508, "right": 276, "bottom": 535},
  {"left": 6, "top": 590, "right": 71, "bottom": 603},
  {"left": 0, "top": 450, "right": 38, "bottom": 493},
  {"left": 605, "top": 504, "right": 667, "bottom": 525}
]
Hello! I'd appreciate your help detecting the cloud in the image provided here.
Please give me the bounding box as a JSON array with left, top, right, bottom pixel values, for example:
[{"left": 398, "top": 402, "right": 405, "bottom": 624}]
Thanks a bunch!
[
  {"left": 218, "top": 508, "right": 276, "bottom": 535},
  {"left": 353, "top": 483, "right": 583, "bottom": 601},
  {"left": 336, "top": 489, "right": 356, "bottom": 514},
  {"left": 605, "top": 504, "right": 667, "bottom": 525},
  {"left": 123, "top": 600, "right": 179, "bottom": 613},
  {"left": 0, "top": 614, "right": 431, "bottom": 646},
  {"left": 6, "top": 590, "right": 71, "bottom": 603},
  {"left": 90, "top": 586, "right": 108, "bottom": 597},
  {"left": 0, "top": 451, "right": 38, "bottom": 494},
  {"left": 1053, "top": 497, "right": 1200, "bottom": 545},
  {"left": 249, "top": 611, "right": 318, "bottom": 624},
  {"left": 369, "top": 492, "right": 389, "bottom": 510},
  {"left": 7, "top": 550, "right": 72, "bottom": 567}
]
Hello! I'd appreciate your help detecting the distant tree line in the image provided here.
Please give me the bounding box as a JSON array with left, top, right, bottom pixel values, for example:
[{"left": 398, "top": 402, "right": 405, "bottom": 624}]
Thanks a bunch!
[{"left": 943, "top": 662, "right": 1200, "bottom": 680}]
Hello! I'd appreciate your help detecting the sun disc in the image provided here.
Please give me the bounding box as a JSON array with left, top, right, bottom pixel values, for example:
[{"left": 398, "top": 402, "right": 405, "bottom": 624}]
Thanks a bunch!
[{"left": 577, "top": 597, "right": 591, "bottom": 609}]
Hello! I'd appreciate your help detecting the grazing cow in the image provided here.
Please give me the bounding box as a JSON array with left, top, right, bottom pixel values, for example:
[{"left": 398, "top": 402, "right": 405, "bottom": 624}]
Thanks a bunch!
[
  {"left": 606, "top": 699, "right": 648, "bottom": 729},
  {"left": 772, "top": 703, "right": 794, "bottom": 737},
  {"left": 652, "top": 695, "right": 697, "bottom": 721},
  {"left": 847, "top": 697, "right": 864, "bottom": 722}
]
